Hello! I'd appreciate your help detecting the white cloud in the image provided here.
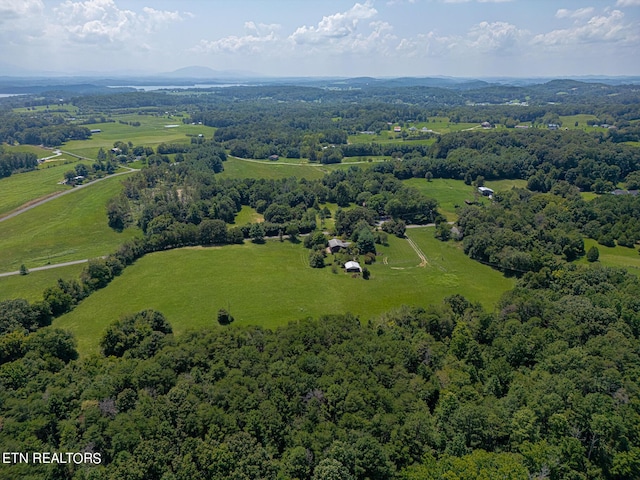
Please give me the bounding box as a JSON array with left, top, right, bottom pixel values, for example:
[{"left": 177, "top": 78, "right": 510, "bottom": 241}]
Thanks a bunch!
[
  {"left": 0, "top": 0, "right": 43, "bottom": 24},
  {"left": 396, "top": 20, "right": 526, "bottom": 59},
  {"left": 396, "top": 31, "right": 456, "bottom": 57},
  {"left": 467, "top": 21, "right": 528, "bottom": 52},
  {"left": 289, "top": 2, "right": 377, "bottom": 45},
  {"left": 534, "top": 9, "right": 636, "bottom": 46},
  {"left": 54, "top": 0, "right": 183, "bottom": 45},
  {"left": 193, "top": 22, "right": 280, "bottom": 54},
  {"left": 556, "top": 7, "right": 595, "bottom": 20},
  {"left": 194, "top": 2, "right": 393, "bottom": 58},
  {"left": 441, "top": 0, "right": 513, "bottom": 3},
  {"left": 616, "top": 0, "right": 640, "bottom": 6}
]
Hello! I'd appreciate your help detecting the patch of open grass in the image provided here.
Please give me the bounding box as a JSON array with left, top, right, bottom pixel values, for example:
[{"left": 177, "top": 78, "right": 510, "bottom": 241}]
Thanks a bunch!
[
  {"left": 2, "top": 144, "right": 52, "bottom": 158},
  {"left": 55, "top": 228, "right": 514, "bottom": 355},
  {"left": 0, "top": 175, "right": 141, "bottom": 272},
  {"left": 219, "top": 157, "right": 327, "bottom": 180},
  {"left": 403, "top": 177, "right": 527, "bottom": 221},
  {"left": 0, "top": 166, "right": 69, "bottom": 216},
  {"left": 234, "top": 205, "right": 263, "bottom": 225},
  {"left": 578, "top": 238, "right": 640, "bottom": 275},
  {"left": 62, "top": 114, "right": 216, "bottom": 159},
  {"left": 0, "top": 159, "right": 95, "bottom": 216},
  {"left": 559, "top": 114, "right": 599, "bottom": 129},
  {"left": 0, "top": 263, "right": 86, "bottom": 302}
]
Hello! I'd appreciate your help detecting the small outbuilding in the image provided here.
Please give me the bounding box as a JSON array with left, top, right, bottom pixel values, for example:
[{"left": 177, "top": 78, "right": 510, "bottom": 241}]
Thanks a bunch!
[
  {"left": 478, "top": 186, "right": 494, "bottom": 197},
  {"left": 328, "top": 238, "right": 350, "bottom": 253},
  {"left": 344, "top": 261, "right": 362, "bottom": 273}
]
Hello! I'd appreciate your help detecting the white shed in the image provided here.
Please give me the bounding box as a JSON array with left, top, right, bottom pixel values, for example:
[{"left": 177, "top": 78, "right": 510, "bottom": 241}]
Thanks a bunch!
[{"left": 344, "top": 261, "right": 362, "bottom": 273}]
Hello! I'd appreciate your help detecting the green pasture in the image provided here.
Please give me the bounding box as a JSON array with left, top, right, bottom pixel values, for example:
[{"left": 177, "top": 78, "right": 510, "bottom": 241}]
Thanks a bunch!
[
  {"left": 578, "top": 238, "right": 640, "bottom": 275},
  {"left": 559, "top": 114, "right": 598, "bottom": 129},
  {"left": 12, "top": 103, "right": 79, "bottom": 115},
  {"left": 2, "top": 144, "right": 51, "bottom": 158},
  {"left": 55, "top": 227, "right": 514, "bottom": 355},
  {"left": 62, "top": 114, "right": 216, "bottom": 159},
  {"left": 404, "top": 177, "right": 527, "bottom": 221},
  {"left": 0, "top": 263, "right": 85, "bottom": 302},
  {"left": 423, "top": 118, "right": 480, "bottom": 133},
  {"left": 580, "top": 192, "right": 599, "bottom": 201},
  {"left": 0, "top": 175, "right": 140, "bottom": 273},
  {"left": 220, "top": 157, "right": 327, "bottom": 180},
  {"left": 0, "top": 164, "right": 73, "bottom": 216},
  {"left": 234, "top": 205, "right": 264, "bottom": 225}
]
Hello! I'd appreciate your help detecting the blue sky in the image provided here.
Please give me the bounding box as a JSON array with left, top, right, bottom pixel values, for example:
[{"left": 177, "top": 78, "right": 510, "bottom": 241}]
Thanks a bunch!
[{"left": 1, "top": 0, "right": 639, "bottom": 77}]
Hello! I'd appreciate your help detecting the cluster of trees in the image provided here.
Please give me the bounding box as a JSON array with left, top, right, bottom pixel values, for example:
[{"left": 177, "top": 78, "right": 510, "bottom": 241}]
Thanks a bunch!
[
  {"left": 0, "top": 112, "right": 91, "bottom": 146},
  {"left": 0, "top": 148, "right": 38, "bottom": 178},
  {"left": 456, "top": 182, "right": 640, "bottom": 274},
  {"left": 191, "top": 103, "right": 349, "bottom": 161},
  {"left": 1, "top": 260, "right": 639, "bottom": 479},
  {"left": 577, "top": 192, "right": 640, "bottom": 248},
  {"left": 425, "top": 129, "right": 640, "bottom": 192},
  {"left": 110, "top": 161, "right": 438, "bottom": 248},
  {"left": 457, "top": 187, "right": 585, "bottom": 273}
]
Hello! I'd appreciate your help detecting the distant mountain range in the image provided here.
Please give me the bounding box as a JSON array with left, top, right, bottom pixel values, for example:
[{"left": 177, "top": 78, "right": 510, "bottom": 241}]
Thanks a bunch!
[{"left": 1, "top": 64, "right": 639, "bottom": 96}]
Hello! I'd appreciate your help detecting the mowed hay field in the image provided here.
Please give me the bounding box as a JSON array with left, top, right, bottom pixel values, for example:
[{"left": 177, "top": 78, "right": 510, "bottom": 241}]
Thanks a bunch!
[
  {"left": 55, "top": 228, "right": 515, "bottom": 355},
  {"left": 404, "top": 177, "right": 528, "bottom": 221},
  {"left": 63, "top": 114, "right": 216, "bottom": 158},
  {"left": 0, "top": 175, "right": 140, "bottom": 272},
  {"left": 0, "top": 263, "right": 86, "bottom": 302},
  {"left": 578, "top": 238, "right": 640, "bottom": 275},
  {"left": 0, "top": 159, "right": 92, "bottom": 216}
]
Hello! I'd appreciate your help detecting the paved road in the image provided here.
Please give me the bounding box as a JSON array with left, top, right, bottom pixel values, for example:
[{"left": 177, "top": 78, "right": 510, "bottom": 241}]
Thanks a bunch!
[
  {"left": 0, "top": 259, "right": 91, "bottom": 278},
  {"left": 0, "top": 167, "right": 137, "bottom": 223}
]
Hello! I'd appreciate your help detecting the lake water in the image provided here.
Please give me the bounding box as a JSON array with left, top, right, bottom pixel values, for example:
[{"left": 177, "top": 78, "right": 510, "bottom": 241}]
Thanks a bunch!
[{"left": 107, "top": 84, "right": 242, "bottom": 91}]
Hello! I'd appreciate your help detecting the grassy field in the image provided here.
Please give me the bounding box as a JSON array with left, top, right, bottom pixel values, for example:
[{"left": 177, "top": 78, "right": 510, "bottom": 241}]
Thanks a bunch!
[
  {"left": 0, "top": 175, "right": 140, "bottom": 273},
  {"left": 219, "top": 156, "right": 359, "bottom": 180},
  {"left": 62, "top": 114, "right": 216, "bottom": 159},
  {"left": 0, "top": 165, "right": 70, "bottom": 216},
  {"left": 0, "top": 263, "right": 86, "bottom": 302},
  {"left": 2, "top": 144, "right": 52, "bottom": 157},
  {"left": 559, "top": 114, "right": 599, "bottom": 129},
  {"left": 54, "top": 228, "right": 514, "bottom": 355},
  {"left": 348, "top": 119, "right": 478, "bottom": 145},
  {"left": 404, "top": 177, "right": 527, "bottom": 221},
  {"left": 0, "top": 159, "right": 96, "bottom": 216},
  {"left": 578, "top": 238, "right": 640, "bottom": 275},
  {"left": 13, "top": 103, "right": 79, "bottom": 115},
  {"left": 234, "top": 205, "right": 264, "bottom": 225}
]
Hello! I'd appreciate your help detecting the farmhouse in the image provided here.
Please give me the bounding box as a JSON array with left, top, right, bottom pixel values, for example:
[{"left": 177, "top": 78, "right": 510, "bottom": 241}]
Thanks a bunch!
[
  {"left": 328, "top": 238, "right": 350, "bottom": 253},
  {"left": 393, "top": 126, "right": 402, "bottom": 132},
  {"left": 478, "top": 186, "right": 494, "bottom": 197},
  {"left": 344, "top": 261, "right": 362, "bottom": 273}
]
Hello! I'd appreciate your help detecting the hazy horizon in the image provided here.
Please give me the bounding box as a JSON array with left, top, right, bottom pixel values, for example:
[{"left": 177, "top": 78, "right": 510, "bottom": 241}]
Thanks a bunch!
[{"left": 1, "top": 0, "right": 639, "bottom": 78}]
